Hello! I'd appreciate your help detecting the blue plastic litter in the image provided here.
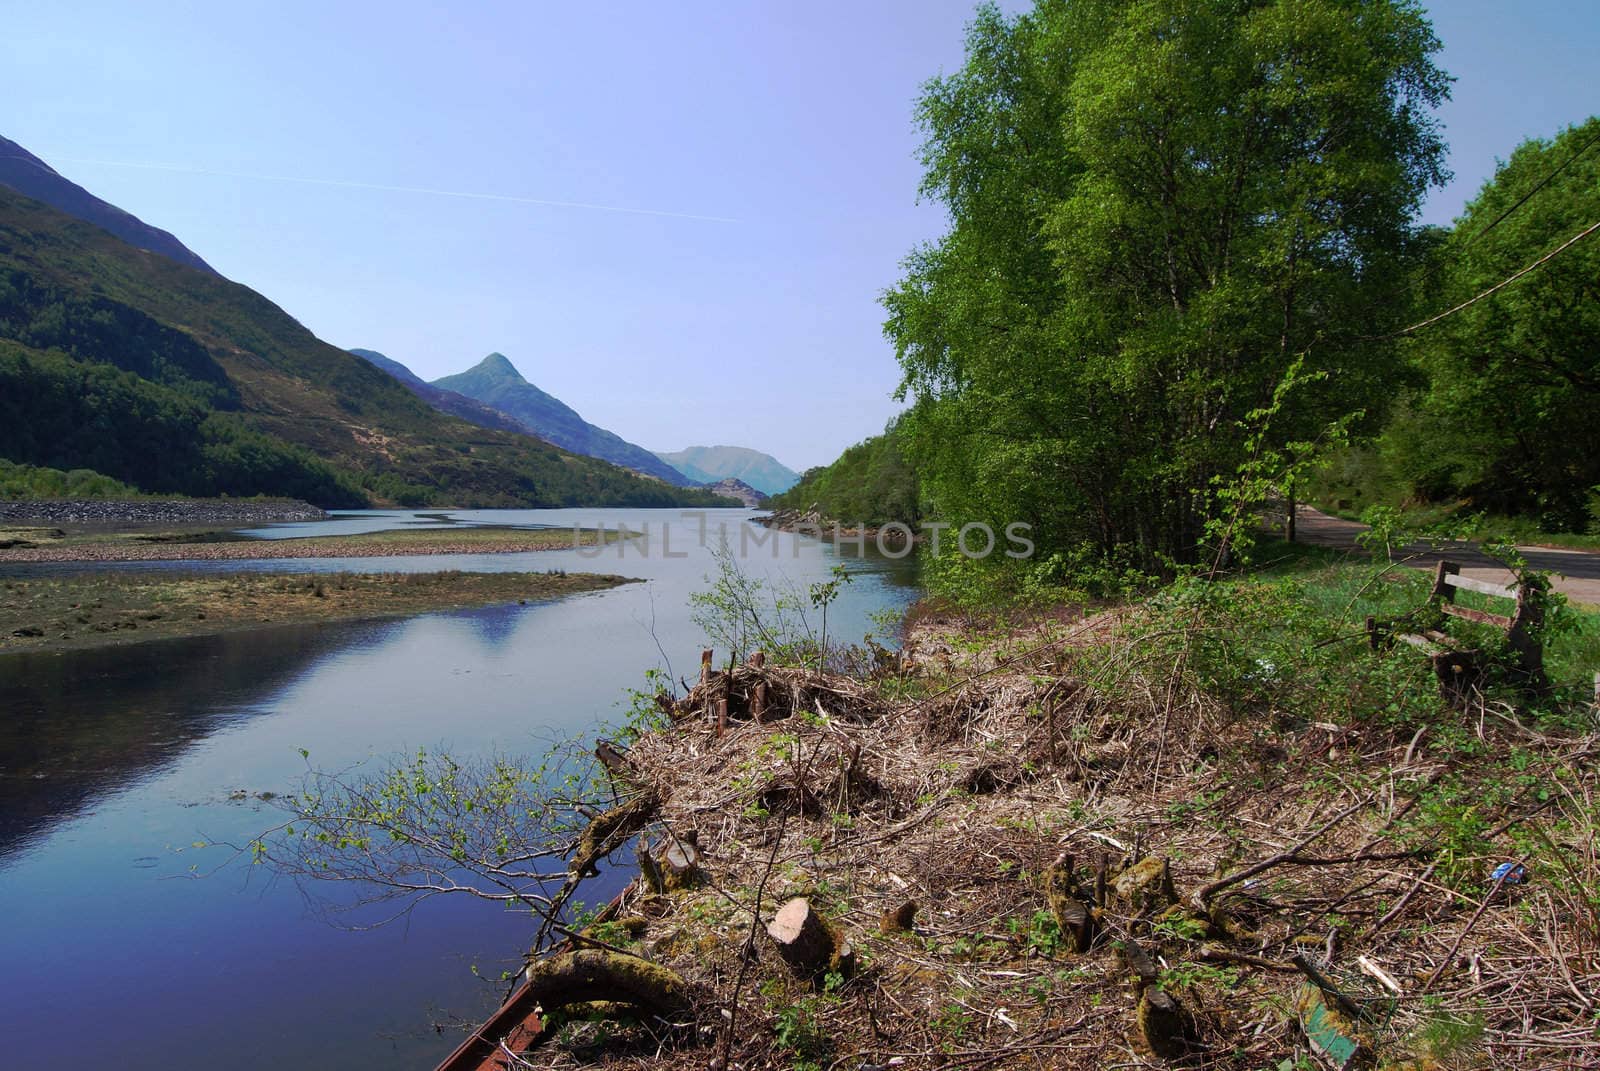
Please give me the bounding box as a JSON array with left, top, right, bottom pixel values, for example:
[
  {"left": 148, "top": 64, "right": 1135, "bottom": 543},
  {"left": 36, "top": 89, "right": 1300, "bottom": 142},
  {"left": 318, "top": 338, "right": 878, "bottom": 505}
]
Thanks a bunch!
[{"left": 1491, "top": 861, "right": 1527, "bottom": 885}]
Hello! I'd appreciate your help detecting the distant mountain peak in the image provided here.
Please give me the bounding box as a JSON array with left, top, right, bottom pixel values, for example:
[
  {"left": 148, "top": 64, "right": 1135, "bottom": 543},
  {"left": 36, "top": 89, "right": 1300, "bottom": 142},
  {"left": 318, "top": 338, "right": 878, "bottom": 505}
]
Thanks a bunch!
[
  {"left": 350, "top": 348, "right": 545, "bottom": 439},
  {"left": 0, "top": 135, "right": 217, "bottom": 275},
  {"left": 473, "top": 352, "right": 524, "bottom": 379},
  {"left": 433, "top": 354, "right": 694, "bottom": 487}
]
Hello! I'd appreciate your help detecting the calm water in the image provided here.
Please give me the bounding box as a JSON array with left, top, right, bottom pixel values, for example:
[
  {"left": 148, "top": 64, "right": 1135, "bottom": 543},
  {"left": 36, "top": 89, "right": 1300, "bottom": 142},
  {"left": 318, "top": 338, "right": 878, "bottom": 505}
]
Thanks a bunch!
[{"left": 0, "top": 508, "right": 919, "bottom": 1069}]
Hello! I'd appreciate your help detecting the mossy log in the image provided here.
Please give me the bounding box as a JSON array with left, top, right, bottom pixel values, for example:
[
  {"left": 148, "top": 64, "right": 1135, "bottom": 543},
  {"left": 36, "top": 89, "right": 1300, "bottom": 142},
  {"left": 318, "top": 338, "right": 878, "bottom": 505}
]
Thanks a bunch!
[
  {"left": 572, "top": 790, "right": 660, "bottom": 877},
  {"left": 525, "top": 949, "right": 690, "bottom": 1022}
]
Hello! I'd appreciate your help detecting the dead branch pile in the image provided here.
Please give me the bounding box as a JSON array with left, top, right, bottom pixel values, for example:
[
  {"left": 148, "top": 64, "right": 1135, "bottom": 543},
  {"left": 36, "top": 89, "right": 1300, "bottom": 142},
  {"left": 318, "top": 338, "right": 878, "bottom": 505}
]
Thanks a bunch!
[{"left": 504, "top": 609, "right": 1600, "bottom": 1070}]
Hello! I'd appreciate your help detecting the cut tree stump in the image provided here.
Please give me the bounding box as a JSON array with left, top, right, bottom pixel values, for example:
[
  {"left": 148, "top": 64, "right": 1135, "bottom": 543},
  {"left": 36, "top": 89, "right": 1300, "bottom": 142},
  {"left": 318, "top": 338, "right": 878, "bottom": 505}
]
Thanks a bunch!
[
  {"left": 750, "top": 650, "right": 768, "bottom": 723},
  {"left": 1044, "top": 853, "right": 1096, "bottom": 952},
  {"left": 1114, "top": 856, "right": 1178, "bottom": 911},
  {"left": 658, "top": 830, "right": 702, "bottom": 891},
  {"left": 880, "top": 899, "right": 918, "bottom": 935},
  {"left": 767, "top": 897, "right": 842, "bottom": 977},
  {"left": 637, "top": 841, "right": 666, "bottom": 895},
  {"left": 1136, "top": 985, "right": 1193, "bottom": 1060},
  {"left": 1121, "top": 934, "right": 1194, "bottom": 1058}
]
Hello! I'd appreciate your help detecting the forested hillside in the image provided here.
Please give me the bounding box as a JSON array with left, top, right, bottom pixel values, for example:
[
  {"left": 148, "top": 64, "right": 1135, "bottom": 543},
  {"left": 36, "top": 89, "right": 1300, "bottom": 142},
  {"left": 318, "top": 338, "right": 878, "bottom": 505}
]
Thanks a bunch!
[
  {"left": 766, "top": 420, "right": 918, "bottom": 526},
  {"left": 0, "top": 185, "right": 731, "bottom": 508}
]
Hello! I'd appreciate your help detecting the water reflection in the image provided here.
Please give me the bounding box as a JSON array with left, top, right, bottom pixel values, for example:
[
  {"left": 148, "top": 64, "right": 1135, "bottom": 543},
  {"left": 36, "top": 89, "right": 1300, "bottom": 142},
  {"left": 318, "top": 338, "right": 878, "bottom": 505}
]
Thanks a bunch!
[
  {"left": 0, "top": 621, "right": 388, "bottom": 864},
  {"left": 0, "top": 509, "right": 919, "bottom": 1070}
]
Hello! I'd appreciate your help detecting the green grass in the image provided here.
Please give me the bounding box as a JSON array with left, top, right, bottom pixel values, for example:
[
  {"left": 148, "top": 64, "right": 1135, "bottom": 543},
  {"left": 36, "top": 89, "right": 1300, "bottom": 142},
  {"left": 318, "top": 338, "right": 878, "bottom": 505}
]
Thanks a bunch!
[{"left": 1208, "top": 539, "right": 1600, "bottom": 728}]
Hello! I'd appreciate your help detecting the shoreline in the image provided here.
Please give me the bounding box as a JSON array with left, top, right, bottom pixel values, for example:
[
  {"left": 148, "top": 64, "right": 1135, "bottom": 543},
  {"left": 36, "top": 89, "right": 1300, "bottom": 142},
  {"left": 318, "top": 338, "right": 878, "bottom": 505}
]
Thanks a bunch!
[
  {"left": 440, "top": 568, "right": 1600, "bottom": 1069},
  {"left": 0, "top": 525, "right": 617, "bottom": 565},
  {"left": 0, "top": 569, "right": 637, "bottom": 655},
  {"left": 0, "top": 497, "right": 327, "bottom": 526},
  {"left": 754, "top": 507, "right": 917, "bottom": 547}
]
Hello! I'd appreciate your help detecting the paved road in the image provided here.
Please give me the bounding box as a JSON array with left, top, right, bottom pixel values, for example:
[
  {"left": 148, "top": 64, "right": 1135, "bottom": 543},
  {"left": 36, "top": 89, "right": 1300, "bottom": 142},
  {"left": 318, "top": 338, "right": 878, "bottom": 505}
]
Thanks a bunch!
[{"left": 1293, "top": 507, "right": 1600, "bottom": 605}]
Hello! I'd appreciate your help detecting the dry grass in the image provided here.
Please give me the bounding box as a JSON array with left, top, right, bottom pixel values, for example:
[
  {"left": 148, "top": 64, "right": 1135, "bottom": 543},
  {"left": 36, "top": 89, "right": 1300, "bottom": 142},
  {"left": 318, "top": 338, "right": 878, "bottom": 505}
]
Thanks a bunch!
[{"left": 510, "top": 605, "right": 1600, "bottom": 1070}]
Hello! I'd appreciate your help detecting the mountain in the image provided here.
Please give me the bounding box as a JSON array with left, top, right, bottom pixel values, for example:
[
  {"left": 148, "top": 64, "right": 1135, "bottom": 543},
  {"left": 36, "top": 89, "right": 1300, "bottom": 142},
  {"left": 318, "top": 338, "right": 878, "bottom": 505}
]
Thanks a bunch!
[
  {"left": 0, "top": 135, "right": 216, "bottom": 275},
  {"left": 701, "top": 477, "right": 768, "bottom": 508},
  {"left": 434, "top": 354, "right": 693, "bottom": 487},
  {"left": 349, "top": 348, "right": 538, "bottom": 438},
  {"left": 0, "top": 166, "right": 732, "bottom": 509},
  {"left": 655, "top": 445, "right": 800, "bottom": 495}
]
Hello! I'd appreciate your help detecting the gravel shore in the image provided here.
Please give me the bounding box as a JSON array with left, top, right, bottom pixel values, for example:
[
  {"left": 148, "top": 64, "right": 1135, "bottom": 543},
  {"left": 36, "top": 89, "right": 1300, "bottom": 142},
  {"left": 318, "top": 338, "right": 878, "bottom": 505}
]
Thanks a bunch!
[{"left": 0, "top": 498, "right": 328, "bottom": 525}]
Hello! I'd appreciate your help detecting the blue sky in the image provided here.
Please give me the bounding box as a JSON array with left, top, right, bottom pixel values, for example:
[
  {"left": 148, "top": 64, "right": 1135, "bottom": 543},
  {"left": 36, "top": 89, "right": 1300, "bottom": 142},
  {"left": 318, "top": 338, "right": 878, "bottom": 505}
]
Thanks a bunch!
[{"left": 2, "top": 1, "right": 1595, "bottom": 470}]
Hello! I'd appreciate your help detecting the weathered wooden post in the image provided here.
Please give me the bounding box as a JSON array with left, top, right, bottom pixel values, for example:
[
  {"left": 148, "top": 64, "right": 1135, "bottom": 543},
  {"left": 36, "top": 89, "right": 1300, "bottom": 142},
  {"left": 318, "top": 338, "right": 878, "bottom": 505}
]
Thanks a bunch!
[
  {"left": 749, "top": 650, "right": 767, "bottom": 724},
  {"left": 1508, "top": 577, "right": 1546, "bottom": 684},
  {"left": 700, "top": 649, "right": 715, "bottom": 729},
  {"left": 1429, "top": 560, "right": 1457, "bottom": 602}
]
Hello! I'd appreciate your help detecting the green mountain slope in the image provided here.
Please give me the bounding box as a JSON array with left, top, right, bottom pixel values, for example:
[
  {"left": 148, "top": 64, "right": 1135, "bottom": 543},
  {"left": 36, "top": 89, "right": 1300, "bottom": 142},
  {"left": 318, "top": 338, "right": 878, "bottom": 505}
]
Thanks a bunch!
[
  {"left": 0, "top": 183, "right": 730, "bottom": 509},
  {"left": 767, "top": 422, "right": 919, "bottom": 526},
  {"left": 434, "top": 354, "right": 693, "bottom": 487},
  {"left": 654, "top": 445, "right": 799, "bottom": 495},
  {"left": 0, "top": 134, "right": 216, "bottom": 274},
  {"left": 350, "top": 348, "right": 537, "bottom": 437}
]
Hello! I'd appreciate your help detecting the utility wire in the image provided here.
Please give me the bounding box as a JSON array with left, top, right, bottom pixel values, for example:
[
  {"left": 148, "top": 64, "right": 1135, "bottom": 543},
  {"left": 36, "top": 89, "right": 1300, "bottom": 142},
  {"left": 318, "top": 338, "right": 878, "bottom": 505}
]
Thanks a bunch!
[
  {"left": 1382, "top": 215, "right": 1600, "bottom": 340},
  {"left": 1457, "top": 124, "right": 1600, "bottom": 250}
]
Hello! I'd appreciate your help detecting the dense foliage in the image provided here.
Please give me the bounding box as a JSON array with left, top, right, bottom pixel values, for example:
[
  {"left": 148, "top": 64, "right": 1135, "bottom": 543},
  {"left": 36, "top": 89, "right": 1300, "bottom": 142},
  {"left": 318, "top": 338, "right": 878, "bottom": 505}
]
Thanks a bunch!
[
  {"left": 766, "top": 419, "right": 919, "bottom": 525},
  {"left": 1385, "top": 119, "right": 1600, "bottom": 530},
  {"left": 0, "top": 458, "right": 139, "bottom": 500},
  {"left": 883, "top": 0, "right": 1448, "bottom": 569},
  {"left": 0, "top": 267, "right": 237, "bottom": 407},
  {"left": 0, "top": 340, "right": 364, "bottom": 504}
]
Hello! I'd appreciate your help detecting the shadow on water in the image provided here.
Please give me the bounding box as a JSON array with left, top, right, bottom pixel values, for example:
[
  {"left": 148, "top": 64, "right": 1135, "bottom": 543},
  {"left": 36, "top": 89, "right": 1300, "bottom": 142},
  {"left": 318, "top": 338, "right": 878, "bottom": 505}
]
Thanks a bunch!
[
  {"left": 0, "top": 620, "right": 387, "bottom": 864},
  {"left": 0, "top": 509, "right": 921, "bottom": 1069}
]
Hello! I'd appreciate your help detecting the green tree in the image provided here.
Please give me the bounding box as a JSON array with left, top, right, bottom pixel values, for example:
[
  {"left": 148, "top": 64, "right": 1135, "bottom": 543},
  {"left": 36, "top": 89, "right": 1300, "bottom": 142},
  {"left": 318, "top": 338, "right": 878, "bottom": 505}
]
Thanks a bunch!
[
  {"left": 1390, "top": 118, "right": 1600, "bottom": 530},
  {"left": 885, "top": 0, "right": 1449, "bottom": 569},
  {"left": 767, "top": 417, "right": 920, "bottom": 525}
]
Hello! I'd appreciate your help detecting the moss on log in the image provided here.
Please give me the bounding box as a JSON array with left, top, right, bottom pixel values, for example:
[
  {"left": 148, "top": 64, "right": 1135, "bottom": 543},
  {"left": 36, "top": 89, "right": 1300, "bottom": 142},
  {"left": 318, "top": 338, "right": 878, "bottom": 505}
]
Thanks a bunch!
[
  {"left": 524, "top": 950, "right": 690, "bottom": 1020},
  {"left": 572, "top": 791, "right": 660, "bottom": 877}
]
